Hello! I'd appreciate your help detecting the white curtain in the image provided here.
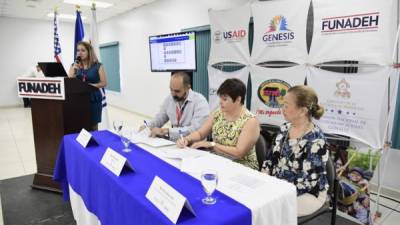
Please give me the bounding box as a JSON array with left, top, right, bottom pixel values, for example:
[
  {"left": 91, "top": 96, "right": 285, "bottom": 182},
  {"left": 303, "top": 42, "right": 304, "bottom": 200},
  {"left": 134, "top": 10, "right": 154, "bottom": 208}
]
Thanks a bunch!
[
  {"left": 250, "top": 65, "right": 307, "bottom": 126},
  {"left": 208, "top": 4, "right": 251, "bottom": 65},
  {"left": 251, "top": 0, "right": 310, "bottom": 65},
  {"left": 208, "top": 65, "right": 250, "bottom": 111},
  {"left": 309, "top": 0, "right": 396, "bottom": 65},
  {"left": 307, "top": 67, "right": 390, "bottom": 149}
]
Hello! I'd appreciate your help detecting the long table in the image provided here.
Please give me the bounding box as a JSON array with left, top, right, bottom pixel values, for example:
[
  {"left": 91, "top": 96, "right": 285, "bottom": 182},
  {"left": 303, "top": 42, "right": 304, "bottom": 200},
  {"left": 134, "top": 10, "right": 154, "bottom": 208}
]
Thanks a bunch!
[{"left": 54, "top": 130, "right": 297, "bottom": 225}]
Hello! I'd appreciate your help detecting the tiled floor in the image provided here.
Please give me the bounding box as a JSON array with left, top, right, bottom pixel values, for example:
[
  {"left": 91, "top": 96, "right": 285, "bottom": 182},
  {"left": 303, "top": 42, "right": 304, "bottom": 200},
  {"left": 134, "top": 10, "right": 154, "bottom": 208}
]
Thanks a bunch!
[{"left": 0, "top": 106, "right": 399, "bottom": 225}]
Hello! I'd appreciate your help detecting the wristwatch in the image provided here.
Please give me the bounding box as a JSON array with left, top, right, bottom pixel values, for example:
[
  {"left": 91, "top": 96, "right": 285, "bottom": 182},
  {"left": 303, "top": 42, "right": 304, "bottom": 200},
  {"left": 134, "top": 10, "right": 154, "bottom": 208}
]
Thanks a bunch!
[{"left": 209, "top": 141, "right": 216, "bottom": 148}]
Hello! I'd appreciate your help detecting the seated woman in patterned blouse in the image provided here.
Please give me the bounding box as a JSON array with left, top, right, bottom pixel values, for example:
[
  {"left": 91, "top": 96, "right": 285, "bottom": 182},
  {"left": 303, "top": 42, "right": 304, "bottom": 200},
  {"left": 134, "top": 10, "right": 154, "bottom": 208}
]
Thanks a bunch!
[
  {"left": 177, "top": 78, "right": 260, "bottom": 170},
  {"left": 262, "top": 85, "right": 329, "bottom": 217}
]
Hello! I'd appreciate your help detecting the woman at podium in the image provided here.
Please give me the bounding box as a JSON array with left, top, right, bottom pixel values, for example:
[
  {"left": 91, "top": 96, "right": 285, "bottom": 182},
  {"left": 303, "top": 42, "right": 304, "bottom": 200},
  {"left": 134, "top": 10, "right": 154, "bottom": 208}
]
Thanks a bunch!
[{"left": 68, "top": 41, "right": 107, "bottom": 131}]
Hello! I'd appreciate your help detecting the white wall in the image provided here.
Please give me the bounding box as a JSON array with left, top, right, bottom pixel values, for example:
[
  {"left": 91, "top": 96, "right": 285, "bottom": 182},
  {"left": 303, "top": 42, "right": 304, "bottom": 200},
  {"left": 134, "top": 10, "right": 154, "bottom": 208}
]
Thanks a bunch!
[
  {"left": 99, "top": 0, "right": 249, "bottom": 117},
  {"left": 0, "top": 17, "right": 82, "bottom": 107}
]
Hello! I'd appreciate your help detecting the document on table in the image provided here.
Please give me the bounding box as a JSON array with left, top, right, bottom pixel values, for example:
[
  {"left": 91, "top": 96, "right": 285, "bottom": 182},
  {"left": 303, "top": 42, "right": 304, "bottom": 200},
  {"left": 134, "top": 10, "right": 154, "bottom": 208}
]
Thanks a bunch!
[
  {"left": 130, "top": 133, "right": 175, "bottom": 147},
  {"left": 158, "top": 147, "right": 210, "bottom": 160},
  {"left": 217, "top": 172, "right": 269, "bottom": 195},
  {"left": 180, "top": 154, "right": 232, "bottom": 174}
]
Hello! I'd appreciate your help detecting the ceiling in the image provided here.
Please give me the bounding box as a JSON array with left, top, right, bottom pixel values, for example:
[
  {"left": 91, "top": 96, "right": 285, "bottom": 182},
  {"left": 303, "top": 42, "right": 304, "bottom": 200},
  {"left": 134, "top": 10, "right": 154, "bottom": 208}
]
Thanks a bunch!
[{"left": 0, "top": 0, "right": 157, "bottom": 22}]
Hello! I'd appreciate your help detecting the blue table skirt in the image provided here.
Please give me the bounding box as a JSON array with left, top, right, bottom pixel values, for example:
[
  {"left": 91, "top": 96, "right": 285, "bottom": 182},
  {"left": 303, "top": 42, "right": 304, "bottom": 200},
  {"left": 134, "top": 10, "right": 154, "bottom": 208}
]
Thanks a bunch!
[{"left": 54, "top": 131, "right": 252, "bottom": 225}]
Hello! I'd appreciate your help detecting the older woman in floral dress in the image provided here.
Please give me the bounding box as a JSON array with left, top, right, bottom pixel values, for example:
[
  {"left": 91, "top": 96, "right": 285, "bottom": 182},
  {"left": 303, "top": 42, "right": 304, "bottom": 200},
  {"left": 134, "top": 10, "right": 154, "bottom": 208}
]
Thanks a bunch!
[{"left": 262, "top": 85, "right": 329, "bottom": 217}]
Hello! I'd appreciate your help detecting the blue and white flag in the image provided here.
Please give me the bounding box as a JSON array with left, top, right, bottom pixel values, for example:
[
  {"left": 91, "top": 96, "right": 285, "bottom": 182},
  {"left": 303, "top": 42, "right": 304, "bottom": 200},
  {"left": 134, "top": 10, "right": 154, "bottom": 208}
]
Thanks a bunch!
[
  {"left": 90, "top": 3, "right": 109, "bottom": 129},
  {"left": 74, "top": 9, "right": 85, "bottom": 60}
]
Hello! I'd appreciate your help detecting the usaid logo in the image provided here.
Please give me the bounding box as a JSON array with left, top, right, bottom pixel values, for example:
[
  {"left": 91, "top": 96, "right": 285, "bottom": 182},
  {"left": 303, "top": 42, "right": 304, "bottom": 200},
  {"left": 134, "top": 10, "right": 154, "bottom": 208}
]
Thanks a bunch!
[
  {"left": 321, "top": 12, "right": 379, "bottom": 34},
  {"left": 214, "top": 29, "right": 246, "bottom": 43},
  {"left": 263, "top": 15, "right": 295, "bottom": 43},
  {"left": 214, "top": 30, "right": 222, "bottom": 43},
  {"left": 17, "top": 77, "right": 65, "bottom": 100}
]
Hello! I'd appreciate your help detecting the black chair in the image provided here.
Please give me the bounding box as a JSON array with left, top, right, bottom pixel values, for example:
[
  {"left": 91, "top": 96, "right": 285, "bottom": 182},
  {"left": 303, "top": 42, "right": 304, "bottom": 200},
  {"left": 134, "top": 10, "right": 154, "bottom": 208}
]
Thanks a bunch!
[
  {"left": 298, "top": 157, "right": 338, "bottom": 225},
  {"left": 255, "top": 134, "right": 268, "bottom": 171}
]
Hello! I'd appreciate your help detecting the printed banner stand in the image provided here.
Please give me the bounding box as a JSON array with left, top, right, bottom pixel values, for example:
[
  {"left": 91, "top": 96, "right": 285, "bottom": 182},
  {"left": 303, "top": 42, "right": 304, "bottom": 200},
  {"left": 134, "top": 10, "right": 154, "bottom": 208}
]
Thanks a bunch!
[
  {"left": 209, "top": 4, "right": 251, "bottom": 65},
  {"left": 307, "top": 66, "right": 390, "bottom": 149},
  {"left": 208, "top": 65, "right": 249, "bottom": 111},
  {"left": 309, "top": 0, "right": 397, "bottom": 65},
  {"left": 251, "top": 0, "right": 310, "bottom": 65},
  {"left": 250, "top": 65, "right": 307, "bottom": 126}
]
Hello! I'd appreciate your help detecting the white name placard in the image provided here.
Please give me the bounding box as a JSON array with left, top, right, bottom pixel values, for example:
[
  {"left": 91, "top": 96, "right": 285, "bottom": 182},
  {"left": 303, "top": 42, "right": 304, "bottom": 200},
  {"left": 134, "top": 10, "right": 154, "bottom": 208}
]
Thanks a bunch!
[
  {"left": 100, "top": 148, "right": 134, "bottom": 176},
  {"left": 76, "top": 129, "right": 93, "bottom": 148},
  {"left": 16, "top": 77, "right": 65, "bottom": 100},
  {"left": 145, "top": 176, "right": 196, "bottom": 224}
]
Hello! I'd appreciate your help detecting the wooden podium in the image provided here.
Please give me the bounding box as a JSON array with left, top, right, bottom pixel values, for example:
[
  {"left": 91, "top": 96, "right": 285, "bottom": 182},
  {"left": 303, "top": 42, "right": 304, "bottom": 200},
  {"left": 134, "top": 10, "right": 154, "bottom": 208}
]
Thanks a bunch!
[{"left": 25, "top": 78, "right": 97, "bottom": 192}]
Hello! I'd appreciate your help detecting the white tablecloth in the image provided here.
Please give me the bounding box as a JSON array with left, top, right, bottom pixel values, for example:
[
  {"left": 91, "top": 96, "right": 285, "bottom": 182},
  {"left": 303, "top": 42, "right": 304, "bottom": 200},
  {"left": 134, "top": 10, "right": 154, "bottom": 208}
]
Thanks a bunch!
[{"left": 69, "top": 133, "right": 297, "bottom": 225}]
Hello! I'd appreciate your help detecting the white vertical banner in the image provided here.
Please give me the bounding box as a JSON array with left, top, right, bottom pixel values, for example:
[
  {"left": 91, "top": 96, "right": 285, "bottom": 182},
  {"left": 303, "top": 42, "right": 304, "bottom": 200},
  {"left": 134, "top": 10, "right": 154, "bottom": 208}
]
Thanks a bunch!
[
  {"left": 307, "top": 67, "right": 390, "bottom": 149},
  {"left": 309, "top": 0, "right": 396, "bottom": 65},
  {"left": 251, "top": 0, "right": 310, "bottom": 65},
  {"left": 209, "top": 4, "right": 251, "bottom": 65},
  {"left": 250, "top": 65, "right": 307, "bottom": 126},
  {"left": 208, "top": 66, "right": 249, "bottom": 111}
]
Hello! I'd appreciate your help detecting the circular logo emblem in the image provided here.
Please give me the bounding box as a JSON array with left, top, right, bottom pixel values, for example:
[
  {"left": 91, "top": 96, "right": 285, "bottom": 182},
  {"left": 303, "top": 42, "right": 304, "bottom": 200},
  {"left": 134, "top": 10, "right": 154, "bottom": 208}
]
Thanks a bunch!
[
  {"left": 257, "top": 79, "right": 290, "bottom": 108},
  {"left": 214, "top": 30, "right": 222, "bottom": 43}
]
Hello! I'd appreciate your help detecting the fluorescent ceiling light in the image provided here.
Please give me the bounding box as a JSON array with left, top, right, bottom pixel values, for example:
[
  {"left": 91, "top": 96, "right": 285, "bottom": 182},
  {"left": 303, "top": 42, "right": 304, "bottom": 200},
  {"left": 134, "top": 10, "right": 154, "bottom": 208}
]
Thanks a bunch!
[
  {"left": 63, "top": 0, "right": 113, "bottom": 8},
  {"left": 47, "top": 12, "right": 87, "bottom": 20}
]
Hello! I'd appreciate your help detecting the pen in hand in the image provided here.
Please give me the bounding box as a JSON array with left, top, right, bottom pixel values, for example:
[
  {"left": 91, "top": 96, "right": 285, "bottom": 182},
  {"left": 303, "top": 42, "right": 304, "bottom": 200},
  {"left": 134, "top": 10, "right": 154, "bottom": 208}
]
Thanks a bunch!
[
  {"left": 142, "top": 120, "right": 151, "bottom": 137},
  {"left": 179, "top": 130, "right": 186, "bottom": 148}
]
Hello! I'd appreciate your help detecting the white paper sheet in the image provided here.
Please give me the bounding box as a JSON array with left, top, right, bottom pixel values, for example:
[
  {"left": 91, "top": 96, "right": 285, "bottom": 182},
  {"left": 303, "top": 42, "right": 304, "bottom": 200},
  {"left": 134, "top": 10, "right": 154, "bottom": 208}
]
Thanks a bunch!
[
  {"left": 130, "top": 134, "right": 175, "bottom": 147},
  {"left": 158, "top": 147, "right": 210, "bottom": 160}
]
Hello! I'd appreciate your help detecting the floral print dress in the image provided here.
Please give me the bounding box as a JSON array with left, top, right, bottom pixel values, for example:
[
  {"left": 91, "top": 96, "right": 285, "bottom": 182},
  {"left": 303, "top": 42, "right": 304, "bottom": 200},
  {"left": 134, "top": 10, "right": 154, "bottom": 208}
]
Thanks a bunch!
[
  {"left": 263, "top": 123, "right": 329, "bottom": 197},
  {"left": 212, "top": 108, "right": 259, "bottom": 170}
]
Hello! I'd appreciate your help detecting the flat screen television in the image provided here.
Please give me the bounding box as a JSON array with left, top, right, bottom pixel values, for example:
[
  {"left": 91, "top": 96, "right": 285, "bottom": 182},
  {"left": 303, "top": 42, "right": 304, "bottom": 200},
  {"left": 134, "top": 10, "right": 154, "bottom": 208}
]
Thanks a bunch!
[{"left": 149, "top": 31, "right": 196, "bottom": 72}]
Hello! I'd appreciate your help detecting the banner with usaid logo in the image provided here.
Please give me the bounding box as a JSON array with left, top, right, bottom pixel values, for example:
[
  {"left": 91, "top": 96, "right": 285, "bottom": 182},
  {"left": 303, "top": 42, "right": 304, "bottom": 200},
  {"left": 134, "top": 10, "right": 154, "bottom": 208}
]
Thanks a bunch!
[
  {"left": 250, "top": 65, "right": 307, "bottom": 126},
  {"left": 208, "top": 4, "right": 251, "bottom": 65},
  {"left": 251, "top": 0, "right": 310, "bottom": 65},
  {"left": 208, "top": 65, "right": 249, "bottom": 111},
  {"left": 309, "top": 0, "right": 396, "bottom": 65},
  {"left": 17, "top": 77, "right": 65, "bottom": 100},
  {"left": 307, "top": 67, "right": 390, "bottom": 149}
]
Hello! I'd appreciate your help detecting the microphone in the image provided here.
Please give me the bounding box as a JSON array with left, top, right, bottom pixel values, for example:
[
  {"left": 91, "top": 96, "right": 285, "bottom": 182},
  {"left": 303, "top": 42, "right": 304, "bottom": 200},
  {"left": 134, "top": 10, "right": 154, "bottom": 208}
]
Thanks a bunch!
[{"left": 75, "top": 56, "right": 81, "bottom": 64}]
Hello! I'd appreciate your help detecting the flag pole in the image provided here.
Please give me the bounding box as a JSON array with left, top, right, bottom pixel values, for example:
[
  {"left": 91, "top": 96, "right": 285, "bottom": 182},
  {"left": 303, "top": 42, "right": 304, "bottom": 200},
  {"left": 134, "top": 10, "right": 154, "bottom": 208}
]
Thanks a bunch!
[
  {"left": 90, "top": 1, "right": 110, "bottom": 130},
  {"left": 53, "top": 6, "right": 62, "bottom": 63}
]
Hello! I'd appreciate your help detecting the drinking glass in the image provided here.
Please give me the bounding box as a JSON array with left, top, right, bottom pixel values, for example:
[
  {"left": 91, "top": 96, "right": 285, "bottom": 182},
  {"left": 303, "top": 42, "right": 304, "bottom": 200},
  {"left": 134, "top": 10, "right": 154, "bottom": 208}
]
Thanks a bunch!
[
  {"left": 120, "top": 128, "right": 132, "bottom": 153},
  {"left": 113, "top": 120, "right": 123, "bottom": 135},
  {"left": 201, "top": 170, "right": 218, "bottom": 205}
]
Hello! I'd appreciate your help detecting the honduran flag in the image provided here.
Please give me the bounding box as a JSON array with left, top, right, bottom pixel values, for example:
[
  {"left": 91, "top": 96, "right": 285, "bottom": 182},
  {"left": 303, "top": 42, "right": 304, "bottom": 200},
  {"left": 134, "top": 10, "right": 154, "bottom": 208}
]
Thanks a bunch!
[{"left": 90, "top": 3, "right": 110, "bottom": 129}]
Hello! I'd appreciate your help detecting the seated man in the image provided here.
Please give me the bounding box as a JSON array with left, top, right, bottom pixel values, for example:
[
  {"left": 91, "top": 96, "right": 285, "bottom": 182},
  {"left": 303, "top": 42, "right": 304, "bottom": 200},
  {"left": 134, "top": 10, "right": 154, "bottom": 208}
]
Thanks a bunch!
[{"left": 140, "top": 71, "right": 209, "bottom": 141}]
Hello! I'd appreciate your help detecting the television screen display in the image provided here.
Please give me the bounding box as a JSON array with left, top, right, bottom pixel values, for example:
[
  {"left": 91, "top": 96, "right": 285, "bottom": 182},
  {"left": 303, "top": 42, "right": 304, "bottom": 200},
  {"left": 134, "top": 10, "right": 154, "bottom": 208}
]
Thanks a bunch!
[{"left": 149, "top": 31, "right": 196, "bottom": 72}]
